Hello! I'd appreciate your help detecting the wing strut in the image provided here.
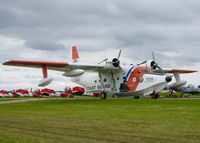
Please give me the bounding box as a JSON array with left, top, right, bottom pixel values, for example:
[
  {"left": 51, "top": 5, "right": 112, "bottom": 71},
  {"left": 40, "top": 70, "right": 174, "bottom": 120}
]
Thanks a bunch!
[{"left": 42, "top": 65, "right": 48, "bottom": 78}]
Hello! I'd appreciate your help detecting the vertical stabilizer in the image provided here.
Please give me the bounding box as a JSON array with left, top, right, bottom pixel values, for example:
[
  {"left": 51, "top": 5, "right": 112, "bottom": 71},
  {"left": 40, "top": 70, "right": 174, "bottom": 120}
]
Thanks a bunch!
[{"left": 72, "top": 45, "right": 79, "bottom": 63}]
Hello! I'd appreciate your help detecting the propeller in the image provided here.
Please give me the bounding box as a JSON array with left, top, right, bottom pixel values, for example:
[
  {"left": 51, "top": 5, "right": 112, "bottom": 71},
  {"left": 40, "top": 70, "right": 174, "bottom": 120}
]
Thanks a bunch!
[
  {"left": 151, "top": 52, "right": 162, "bottom": 70},
  {"left": 150, "top": 61, "right": 158, "bottom": 70},
  {"left": 112, "top": 58, "right": 120, "bottom": 67},
  {"left": 150, "top": 61, "right": 164, "bottom": 73},
  {"left": 112, "top": 50, "right": 121, "bottom": 67},
  {"left": 97, "top": 50, "right": 122, "bottom": 68}
]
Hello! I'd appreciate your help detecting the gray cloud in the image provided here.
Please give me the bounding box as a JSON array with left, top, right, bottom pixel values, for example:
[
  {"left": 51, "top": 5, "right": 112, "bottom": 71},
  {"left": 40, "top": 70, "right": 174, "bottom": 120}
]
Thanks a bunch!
[{"left": 0, "top": 0, "right": 200, "bottom": 66}]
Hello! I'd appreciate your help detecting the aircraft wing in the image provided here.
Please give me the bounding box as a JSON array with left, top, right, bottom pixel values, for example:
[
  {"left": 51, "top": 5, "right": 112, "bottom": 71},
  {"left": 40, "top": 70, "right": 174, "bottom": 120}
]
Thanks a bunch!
[
  {"left": 151, "top": 68, "right": 197, "bottom": 75},
  {"left": 3, "top": 60, "right": 105, "bottom": 72},
  {"left": 162, "top": 69, "right": 197, "bottom": 74}
]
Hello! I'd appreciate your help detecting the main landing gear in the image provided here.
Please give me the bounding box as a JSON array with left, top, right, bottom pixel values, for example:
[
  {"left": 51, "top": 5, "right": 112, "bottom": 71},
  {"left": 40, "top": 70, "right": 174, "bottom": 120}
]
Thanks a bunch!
[
  {"left": 133, "top": 95, "right": 140, "bottom": 99},
  {"left": 100, "top": 91, "right": 107, "bottom": 99},
  {"left": 151, "top": 92, "right": 160, "bottom": 99}
]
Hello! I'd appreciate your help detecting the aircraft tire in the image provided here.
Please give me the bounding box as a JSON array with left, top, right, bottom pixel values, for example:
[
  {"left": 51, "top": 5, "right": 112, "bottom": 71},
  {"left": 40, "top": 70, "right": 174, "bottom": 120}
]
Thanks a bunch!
[
  {"left": 100, "top": 92, "right": 107, "bottom": 99},
  {"left": 112, "top": 93, "right": 118, "bottom": 98},
  {"left": 134, "top": 96, "right": 140, "bottom": 99},
  {"left": 151, "top": 93, "right": 160, "bottom": 99},
  {"left": 41, "top": 93, "right": 49, "bottom": 96}
]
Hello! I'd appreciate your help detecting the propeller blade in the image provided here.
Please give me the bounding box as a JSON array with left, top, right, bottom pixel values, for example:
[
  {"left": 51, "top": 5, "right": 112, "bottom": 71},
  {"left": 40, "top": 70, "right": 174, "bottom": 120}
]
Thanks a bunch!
[
  {"left": 117, "top": 50, "right": 122, "bottom": 59},
  {"left": 137, "top": 60, "right": 147, "bottom": 66},
  {"left": 157, "top": 65, "right": 164, "bottom": 73},
  {"left": 97, "top": 58, "right": 108, "bottom": 65},
  {"left": 152, "top": 52, "right": 155, "bottom": 61}
]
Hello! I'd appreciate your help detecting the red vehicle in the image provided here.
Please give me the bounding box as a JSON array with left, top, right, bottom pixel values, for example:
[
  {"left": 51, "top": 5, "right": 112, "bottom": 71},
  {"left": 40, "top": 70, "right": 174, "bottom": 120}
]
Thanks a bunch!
[
  {"left": 0, "top": 90, "right": 9, "bottom": 97},
  {"left": 40, "top": 88, "right": 56, "bottom": 96},
  {"left": 60, "top": 91, "right": 70, "bottom": 97},
  {"left": 60, "top": 86, "right": 85, "bottom": 98},
  {"left": 60, "top": 87, "right": 73, "bottom": 98},
  {"left": 32, "top": 89, "right": 43, "bottom": 97},
  {"left": 31, "top": 88, "right": 56, "bottom": 97},
  {"left": 71, "top": 86, "right": 85, "bottom": 95},
  {"left": 12, "top": 89, "right": 30, "bottom": 97}
]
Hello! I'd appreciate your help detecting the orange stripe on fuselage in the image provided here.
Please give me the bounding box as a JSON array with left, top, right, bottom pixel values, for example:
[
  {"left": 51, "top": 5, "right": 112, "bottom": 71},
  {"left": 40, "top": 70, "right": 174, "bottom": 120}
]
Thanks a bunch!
[{"left": 127, "top": 66, "right": 148, "bottom": 92}]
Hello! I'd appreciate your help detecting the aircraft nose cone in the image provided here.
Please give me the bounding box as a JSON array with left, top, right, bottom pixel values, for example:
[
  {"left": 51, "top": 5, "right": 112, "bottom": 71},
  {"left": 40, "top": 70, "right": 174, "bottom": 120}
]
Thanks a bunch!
[{"left": 165, "top": 76, "right": 172, "bottom": 83}]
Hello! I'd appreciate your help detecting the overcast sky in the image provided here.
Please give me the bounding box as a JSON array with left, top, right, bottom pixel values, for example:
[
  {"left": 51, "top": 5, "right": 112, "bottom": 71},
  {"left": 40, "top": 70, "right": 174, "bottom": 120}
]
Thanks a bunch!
[{"left": 0, "top": 0, "right": 200, "bottom": 90}]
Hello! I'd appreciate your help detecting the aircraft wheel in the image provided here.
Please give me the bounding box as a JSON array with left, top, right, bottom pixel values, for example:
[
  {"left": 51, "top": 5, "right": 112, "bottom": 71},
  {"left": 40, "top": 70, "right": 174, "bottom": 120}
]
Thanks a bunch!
[
  {"left": 100, "top": 92, "right": 107, "bottom": 99},
  {"left": 134, "top": 96, "right": 140, "bottom": 99},
  {"left": 112, "top": 93, "right": 118, "bottom": 98},
  {"left": 151, "top": 95, "right": 155, "bottom": 99},
  {"left": 151, "top": 93, "right": 160, "bottom": 99}
]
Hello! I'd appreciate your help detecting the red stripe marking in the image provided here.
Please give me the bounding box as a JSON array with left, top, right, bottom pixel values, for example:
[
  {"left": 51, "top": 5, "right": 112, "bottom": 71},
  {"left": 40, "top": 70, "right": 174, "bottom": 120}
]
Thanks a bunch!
[
  {"left": 6, "top": 60, "right": 68, "bottom": 67},
  {"left": 42, "top": 65, "right": 48, "bottom": 78},
  {"left": 168, "top": 69, "right": 197, "bottom": 73}
]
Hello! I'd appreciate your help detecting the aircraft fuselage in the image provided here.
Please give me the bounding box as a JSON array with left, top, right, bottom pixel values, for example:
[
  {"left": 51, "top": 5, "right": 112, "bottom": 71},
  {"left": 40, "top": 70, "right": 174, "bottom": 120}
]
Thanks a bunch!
[{"left": 70, "top": 64, "right": 168, "bottom": 97}]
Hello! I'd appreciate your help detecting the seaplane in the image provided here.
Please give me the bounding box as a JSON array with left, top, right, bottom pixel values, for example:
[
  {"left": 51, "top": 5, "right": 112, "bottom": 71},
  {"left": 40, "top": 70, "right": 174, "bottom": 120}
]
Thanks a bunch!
[{"left": 3, "top": 46, "right": 197, "bottom": 99}]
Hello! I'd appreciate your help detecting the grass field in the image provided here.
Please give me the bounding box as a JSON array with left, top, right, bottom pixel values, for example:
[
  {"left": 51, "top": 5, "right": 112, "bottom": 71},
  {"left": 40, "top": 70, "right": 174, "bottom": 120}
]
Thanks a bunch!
[
  {"left": 0, "top": 98, "right": 20, "bottom": 102},
  {"left": 0, "top": 98, "right": 200, "bottom": 143}
]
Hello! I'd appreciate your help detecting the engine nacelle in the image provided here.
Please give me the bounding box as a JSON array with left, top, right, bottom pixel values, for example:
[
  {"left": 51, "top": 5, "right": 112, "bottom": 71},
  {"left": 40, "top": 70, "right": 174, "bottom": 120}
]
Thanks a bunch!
[
  {"left": 112, "top": 58, "right": 120, "bottom": 67},
  {"left": 146, "top": 60, "right": 158, "bottom": 70},
  {"left": 63, "top": 69, "right": 84, "bottom": 77},
  {"left": 103, "top": 58, "right": 121, "bottom": 70},
  {"left": 38, "top": 77, "right": 54, "bottom": 87},
  {"left": 165, "top": 76, "right": 172, "bottom": 83}
]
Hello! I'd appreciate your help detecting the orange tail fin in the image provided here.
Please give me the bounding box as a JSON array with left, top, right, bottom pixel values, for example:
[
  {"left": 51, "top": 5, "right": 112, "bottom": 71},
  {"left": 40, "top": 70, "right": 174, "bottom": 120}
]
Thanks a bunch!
[{"left": 72, "top": 45, "right": 79, "bottom": 63}]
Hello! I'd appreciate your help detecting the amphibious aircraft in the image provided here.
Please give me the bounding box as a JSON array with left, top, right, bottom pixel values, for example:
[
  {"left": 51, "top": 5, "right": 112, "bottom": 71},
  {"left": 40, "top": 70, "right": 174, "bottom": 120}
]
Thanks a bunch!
[
  {"left": 180, "top": 85, "right": 200, "bottom": 95},
  {"left": 167, "top": 84, "right": 200, "bottom": 96},
  {"left": 3, "top": 46, "right": 197, "bottom": 99}
]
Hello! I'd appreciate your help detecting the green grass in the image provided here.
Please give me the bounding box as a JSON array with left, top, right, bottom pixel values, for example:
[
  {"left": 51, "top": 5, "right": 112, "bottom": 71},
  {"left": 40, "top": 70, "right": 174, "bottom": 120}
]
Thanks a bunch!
[
  {"left": 0, "top": 98, "right": 20, "bottom": 102},
  {"left": 160, "top": 92, "right": 200, "bottom": 98},
  {"left": 0, "top": 99, "right": 200, "bottom": 143}
]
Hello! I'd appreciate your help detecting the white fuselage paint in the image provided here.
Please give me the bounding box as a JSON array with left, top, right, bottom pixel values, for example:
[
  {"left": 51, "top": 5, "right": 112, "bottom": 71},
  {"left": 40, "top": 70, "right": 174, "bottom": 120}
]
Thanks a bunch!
[{"left": 70, "top": 64, "right": 168, "bottom": 96}]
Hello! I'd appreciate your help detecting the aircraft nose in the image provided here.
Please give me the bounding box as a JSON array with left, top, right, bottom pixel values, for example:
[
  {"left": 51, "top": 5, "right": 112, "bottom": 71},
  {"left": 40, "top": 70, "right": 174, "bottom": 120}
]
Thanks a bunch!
[{"left": 165, "top": 76, "right": 172, "bottom": 83}]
